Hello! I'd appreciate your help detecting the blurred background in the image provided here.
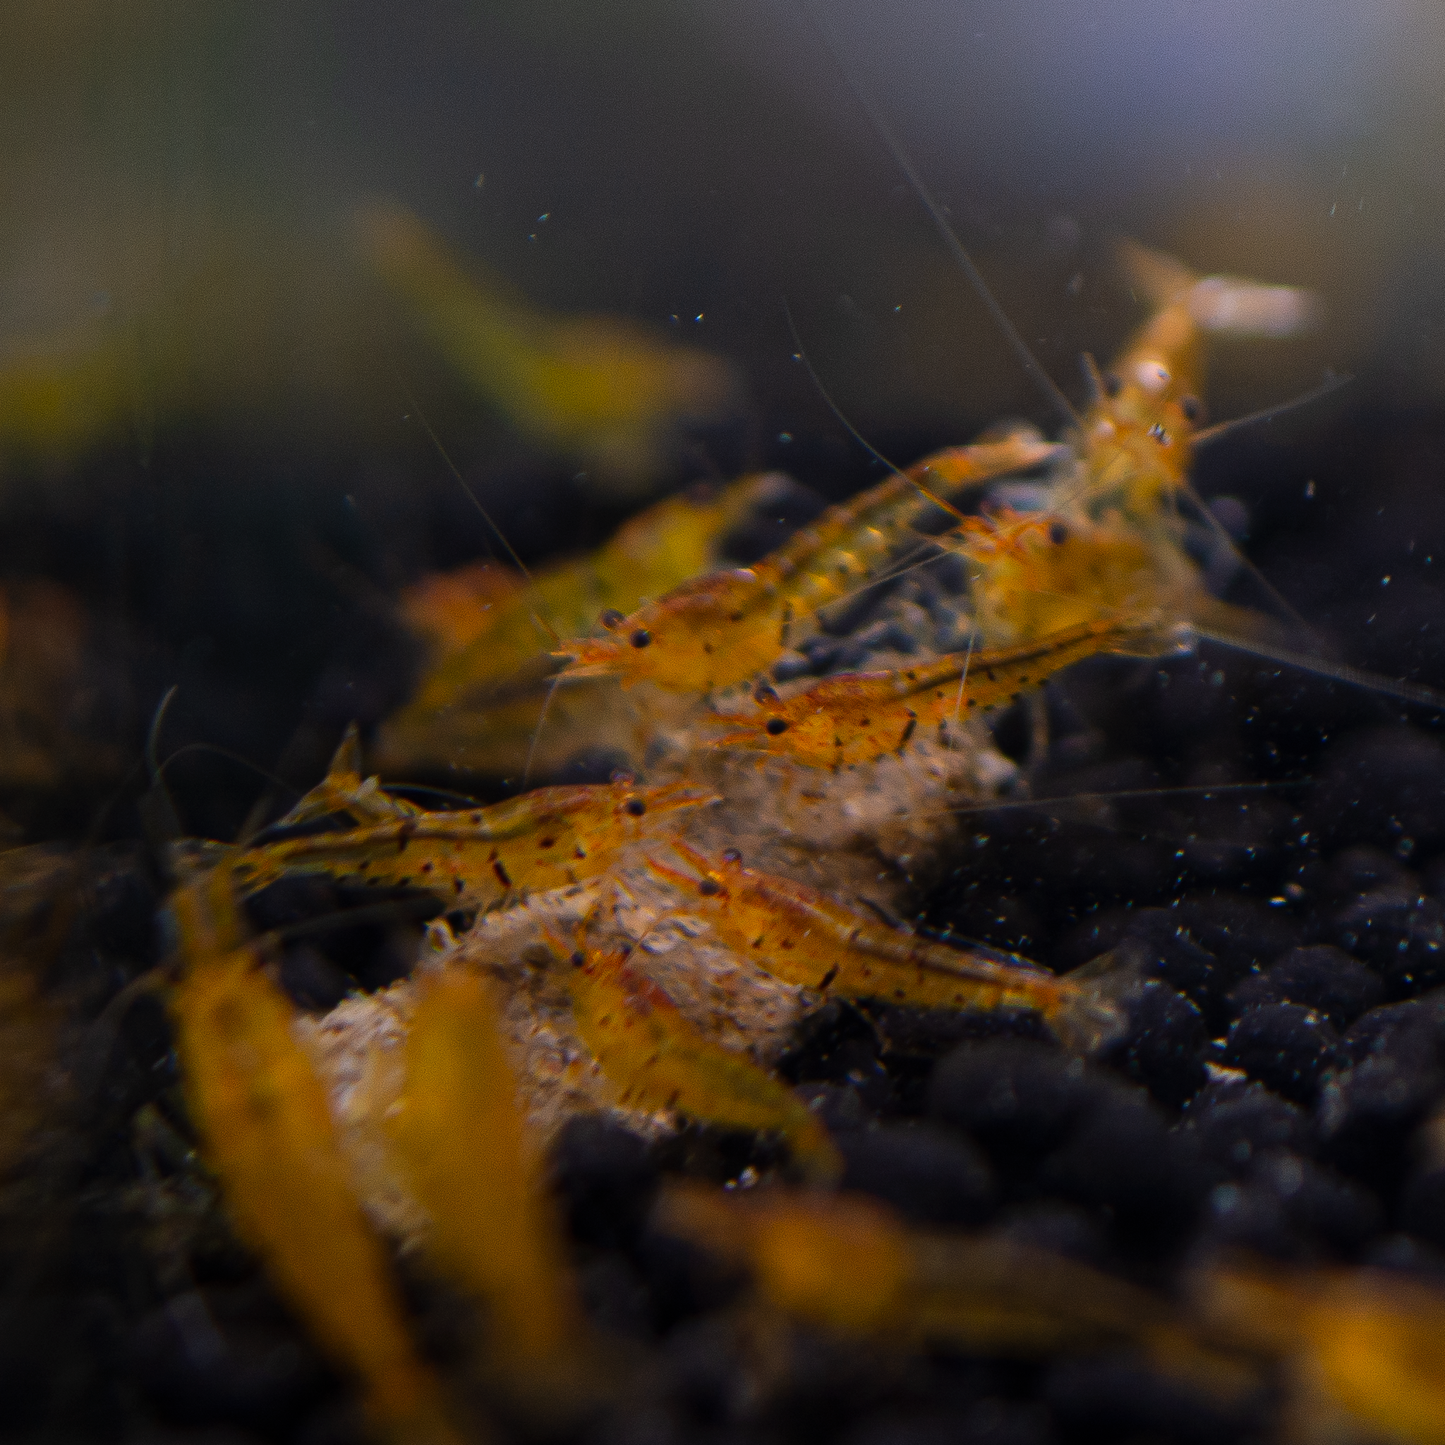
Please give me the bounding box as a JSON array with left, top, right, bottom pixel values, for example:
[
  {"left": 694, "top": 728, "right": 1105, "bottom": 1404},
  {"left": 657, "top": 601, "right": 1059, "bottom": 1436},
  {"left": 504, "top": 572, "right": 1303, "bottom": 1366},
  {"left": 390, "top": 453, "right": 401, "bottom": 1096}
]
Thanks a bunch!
[{"left": 2, "top": 0, "right": 1444, "bottom": 836}]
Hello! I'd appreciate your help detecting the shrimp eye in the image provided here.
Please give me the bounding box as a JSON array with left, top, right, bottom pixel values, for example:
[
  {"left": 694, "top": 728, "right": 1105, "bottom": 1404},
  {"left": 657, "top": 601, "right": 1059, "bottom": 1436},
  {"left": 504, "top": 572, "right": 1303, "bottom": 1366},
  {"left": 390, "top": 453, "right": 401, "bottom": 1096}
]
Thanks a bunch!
[
  {"left": 1048, "top": 521, "right": 1069, "bottom": 546},
  {"left": 721, "top": 847, "right": 742, "bottom": 863},
  {"left": 1180, "top": 395, "right": 1202, "bottom": 424},
  {"left": 569, "top": 950, "right": 586, "bottom": 968},
  {"left": 1101, "top": 371, "right": 1123, "bottom": 397},
  {"left": 599, "top": 608, "right": 625, "bottom": 629},
  {"left": 765, "top": 717, "right": 789, "bottom": 735},
  {"left": 1148, "top": 422, "right": 1169, "bottom": 445},
  {"left": 753, "top": 680, "right": 780, "bottom": 703},
  {"left": 699, "top": 877, "right": 721, "bottom": 896},
  {"left": 624, "top": 797, "right": 646, "bottom": 817},
  {"left": 630, "top": 628, "right": 653, "bottom": 648}
]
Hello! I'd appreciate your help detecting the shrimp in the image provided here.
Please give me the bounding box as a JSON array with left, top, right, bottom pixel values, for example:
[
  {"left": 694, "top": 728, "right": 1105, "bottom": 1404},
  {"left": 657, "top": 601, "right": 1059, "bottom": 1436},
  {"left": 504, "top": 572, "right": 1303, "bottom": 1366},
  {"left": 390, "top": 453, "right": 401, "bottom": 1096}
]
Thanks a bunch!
[
  {"left": 167, "top": 864, "right": 459, "bottom": 1442},
  {"left": 1064, "top": 240, "right": 1318, "bottom": 527},
  {"left": 926, "top": 244, "right": 1320, "bottom": 652},
  {"left": 375, "top": 471, "right": 789, "bottom": 779},
  {"left": 713, "top": 615, "right": 1191, "bottom": 768},
  {"left": 554, "top": 927, "right": 842, "bottom": 1182},
  {"left": 219, "top": 734, "right": 717, "bottom": 909},
  {"left": 386, "top": 966, "right": 583, "bottom": 1371},
  {"left": 951, "top": 505, "right": 1290, "bottom": 653},
  {"left": 653, "top": 1184, "right": 1254, "bottom": 1399},
  {"left": 644, "top": 839, "right": 1130, "bottom": 1052},
  {"left": 555, "top": 430, "right": 1058, "bottom": 695},
  {"left": 1194, "top": 1265, "right": 1445, "bottom": 1445}
]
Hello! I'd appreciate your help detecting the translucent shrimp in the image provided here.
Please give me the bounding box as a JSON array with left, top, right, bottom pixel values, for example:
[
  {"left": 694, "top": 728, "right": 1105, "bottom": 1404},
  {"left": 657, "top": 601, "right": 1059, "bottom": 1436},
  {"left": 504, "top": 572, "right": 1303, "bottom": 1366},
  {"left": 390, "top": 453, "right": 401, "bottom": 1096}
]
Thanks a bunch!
[
  {"left": 1063, "top": 240, "right": 1319, "bottom": 527},
  {"left": 167, "top": 865, "right": 458, "bottom": 1442},
  {"left": 553, "top": 928, "right": 842, "bottom": 1182},
  {"left": 387, "top": 967, "right": 583, "bottom": 1371},
  {"left": 555, "top": 431, "right": 1057, "bottom": 695},
  {"left": 375, "top": 472, "right": 788, "bottom": 778},
  {"left": 645, "top": 840, "right": 1131, "bottom": 1052},
  {"left": 714, "top": 615, "right": 1191, "bottom": 768},
  {"left": 653, "top": 1184, "right": 1254, "bottom": 1398},
  {"left": 933, "top": 243, "right": 1320, "bottom": 657},
  {"left": 221, "top": 734, "right": 717, "bottom": 909},
  {"left": 951, "top": 506, "right": 1287, "bottom": 653},
  {"left": 1195, "top": 1265, "right": 1445, "bottom": 1445}
]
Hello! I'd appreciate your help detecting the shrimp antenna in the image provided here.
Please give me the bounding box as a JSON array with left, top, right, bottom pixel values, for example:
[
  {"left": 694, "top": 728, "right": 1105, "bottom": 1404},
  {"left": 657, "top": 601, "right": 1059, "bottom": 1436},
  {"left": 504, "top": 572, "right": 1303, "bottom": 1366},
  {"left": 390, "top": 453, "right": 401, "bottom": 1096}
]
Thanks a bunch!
[
  {"left": 800, "top": 1, "right": 1081, "bottom": 431},
  {"left": 1192, "top": 627, "right": 1445, "bottom": 715},
  {"left": 783, "top": 300, "right": 963, "bottom": 521},
  {"left": 522, "top": 670, "right": 564, "bottom": 789},
  {"left": 932, "top": 778, "right": 1305, "bottom": 820},
  {"left": 394, "top": 370, "right": 561, "bottom": 648},
  {"left": 1192, "top": 371, "right": 1353, "bottom": 449},
  {"left": 139, "top": 685, "right": 186, "bottom": 847}
]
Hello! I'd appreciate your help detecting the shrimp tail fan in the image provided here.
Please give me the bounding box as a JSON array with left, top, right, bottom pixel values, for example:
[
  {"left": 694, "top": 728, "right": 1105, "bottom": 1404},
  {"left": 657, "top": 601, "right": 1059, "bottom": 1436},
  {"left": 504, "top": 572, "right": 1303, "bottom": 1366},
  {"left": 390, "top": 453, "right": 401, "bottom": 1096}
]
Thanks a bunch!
[{"left": 1049, "top": 939, "right": 1156, "bottom": 1055}]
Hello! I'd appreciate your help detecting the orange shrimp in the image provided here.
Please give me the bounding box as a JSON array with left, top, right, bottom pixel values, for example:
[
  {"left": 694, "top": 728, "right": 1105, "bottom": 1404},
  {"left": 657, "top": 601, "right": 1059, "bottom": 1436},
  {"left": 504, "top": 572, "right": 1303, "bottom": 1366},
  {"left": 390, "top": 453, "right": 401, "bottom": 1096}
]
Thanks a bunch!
[
  {"left": 387, "top": 967, "right": 583, "bottom": 1370},
  {"left": 555, "top": 431, "right": 1057, "bottom": 695},
  {"left": 645, "top": 840, "right": 1129, "bottom": 1051},
  {"left": 554, "top": 928, "right": 841, "bottom": 1182},
  {"left": 926, "top": 244, "right": 1320, "bottom": 659},
  {"left": 713, "top": 615, "right": 1190, "bottom": 768},
  {"left": 168, "top": 865, "right": 458, "bottom": 1441},
  {"left": 950, "top": 506, "right": 1290, "bottom": 652},
  {"left": 654, "top": 1184, "right": 1238, "bottom": 1371},
  {"left": 1195, "top": 1265, "right": 1445, "bottom": 1445},
  {"left": 226, "top": 746, "right": 716, "bottom": 910},
  {"left": 1065, "top": 241, "right": 1317, "bottom": 525}
]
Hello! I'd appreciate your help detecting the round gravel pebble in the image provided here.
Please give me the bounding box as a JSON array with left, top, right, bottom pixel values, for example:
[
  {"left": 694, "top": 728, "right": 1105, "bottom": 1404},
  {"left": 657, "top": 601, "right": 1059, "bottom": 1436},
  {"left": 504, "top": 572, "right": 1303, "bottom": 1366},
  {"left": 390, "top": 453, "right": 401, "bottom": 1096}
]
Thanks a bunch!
[
  {"left": 1101, "top": 979, "right": 1207, "bottom": 1109},
  {"left": 927, "top": 1041, "right": 1111, "bottom": 1166},
  {"left": 1333, "top": 889, "right": 1445, "bottom": 995},
  {"left": 838, "top": 1124, "right": 996, "bottom": 1227},
  {"left": 1227, "top": 945, "right": 1384, "bottom": 1029},
  {"left": 1220, "top": 1002, "right": 1340, "bottom": 1105},
  {"left": 1176, "top": 1080, "right": 1312, "bottom": 1177}
]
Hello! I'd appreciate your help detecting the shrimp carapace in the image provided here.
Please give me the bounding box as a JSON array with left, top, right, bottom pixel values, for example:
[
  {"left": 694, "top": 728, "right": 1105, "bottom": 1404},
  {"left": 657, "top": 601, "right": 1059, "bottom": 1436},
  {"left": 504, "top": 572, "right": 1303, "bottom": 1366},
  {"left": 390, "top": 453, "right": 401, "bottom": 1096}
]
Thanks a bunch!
[
  {"left": 555, "top": 928, "right": 842, "bottom": 1182},
  {"left": 227, "top": 774, "right": 718, "bottom": 911},
  {"left": 714, "top": 616, "right": 1192, "bottom": 768},
  {"left": 555, "top": 432, "right": 1058, "bottom": 695},
  {"left": 645, "top": 841, "right": 1131, "bottom": 1052}
]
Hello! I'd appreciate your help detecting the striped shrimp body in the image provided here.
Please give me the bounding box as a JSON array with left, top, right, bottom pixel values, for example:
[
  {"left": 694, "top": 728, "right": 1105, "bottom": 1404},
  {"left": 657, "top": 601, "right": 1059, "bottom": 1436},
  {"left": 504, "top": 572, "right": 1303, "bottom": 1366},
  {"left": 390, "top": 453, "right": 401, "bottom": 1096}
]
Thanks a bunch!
[
  {"left": 712, "top": 615, "right": 1191, "bottom": 768},
  {"left": 225, "top": 761, "right": 717, "bottom": 911},
  {"left": 556, "top": 430, "right": 1057, "bottom": 696},
  {"left": 167, "top": 865, "right": 463, "bottom": 1438},
  {"left": 645, "top": 840, "right": 1130, "bottom": 1054}
]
